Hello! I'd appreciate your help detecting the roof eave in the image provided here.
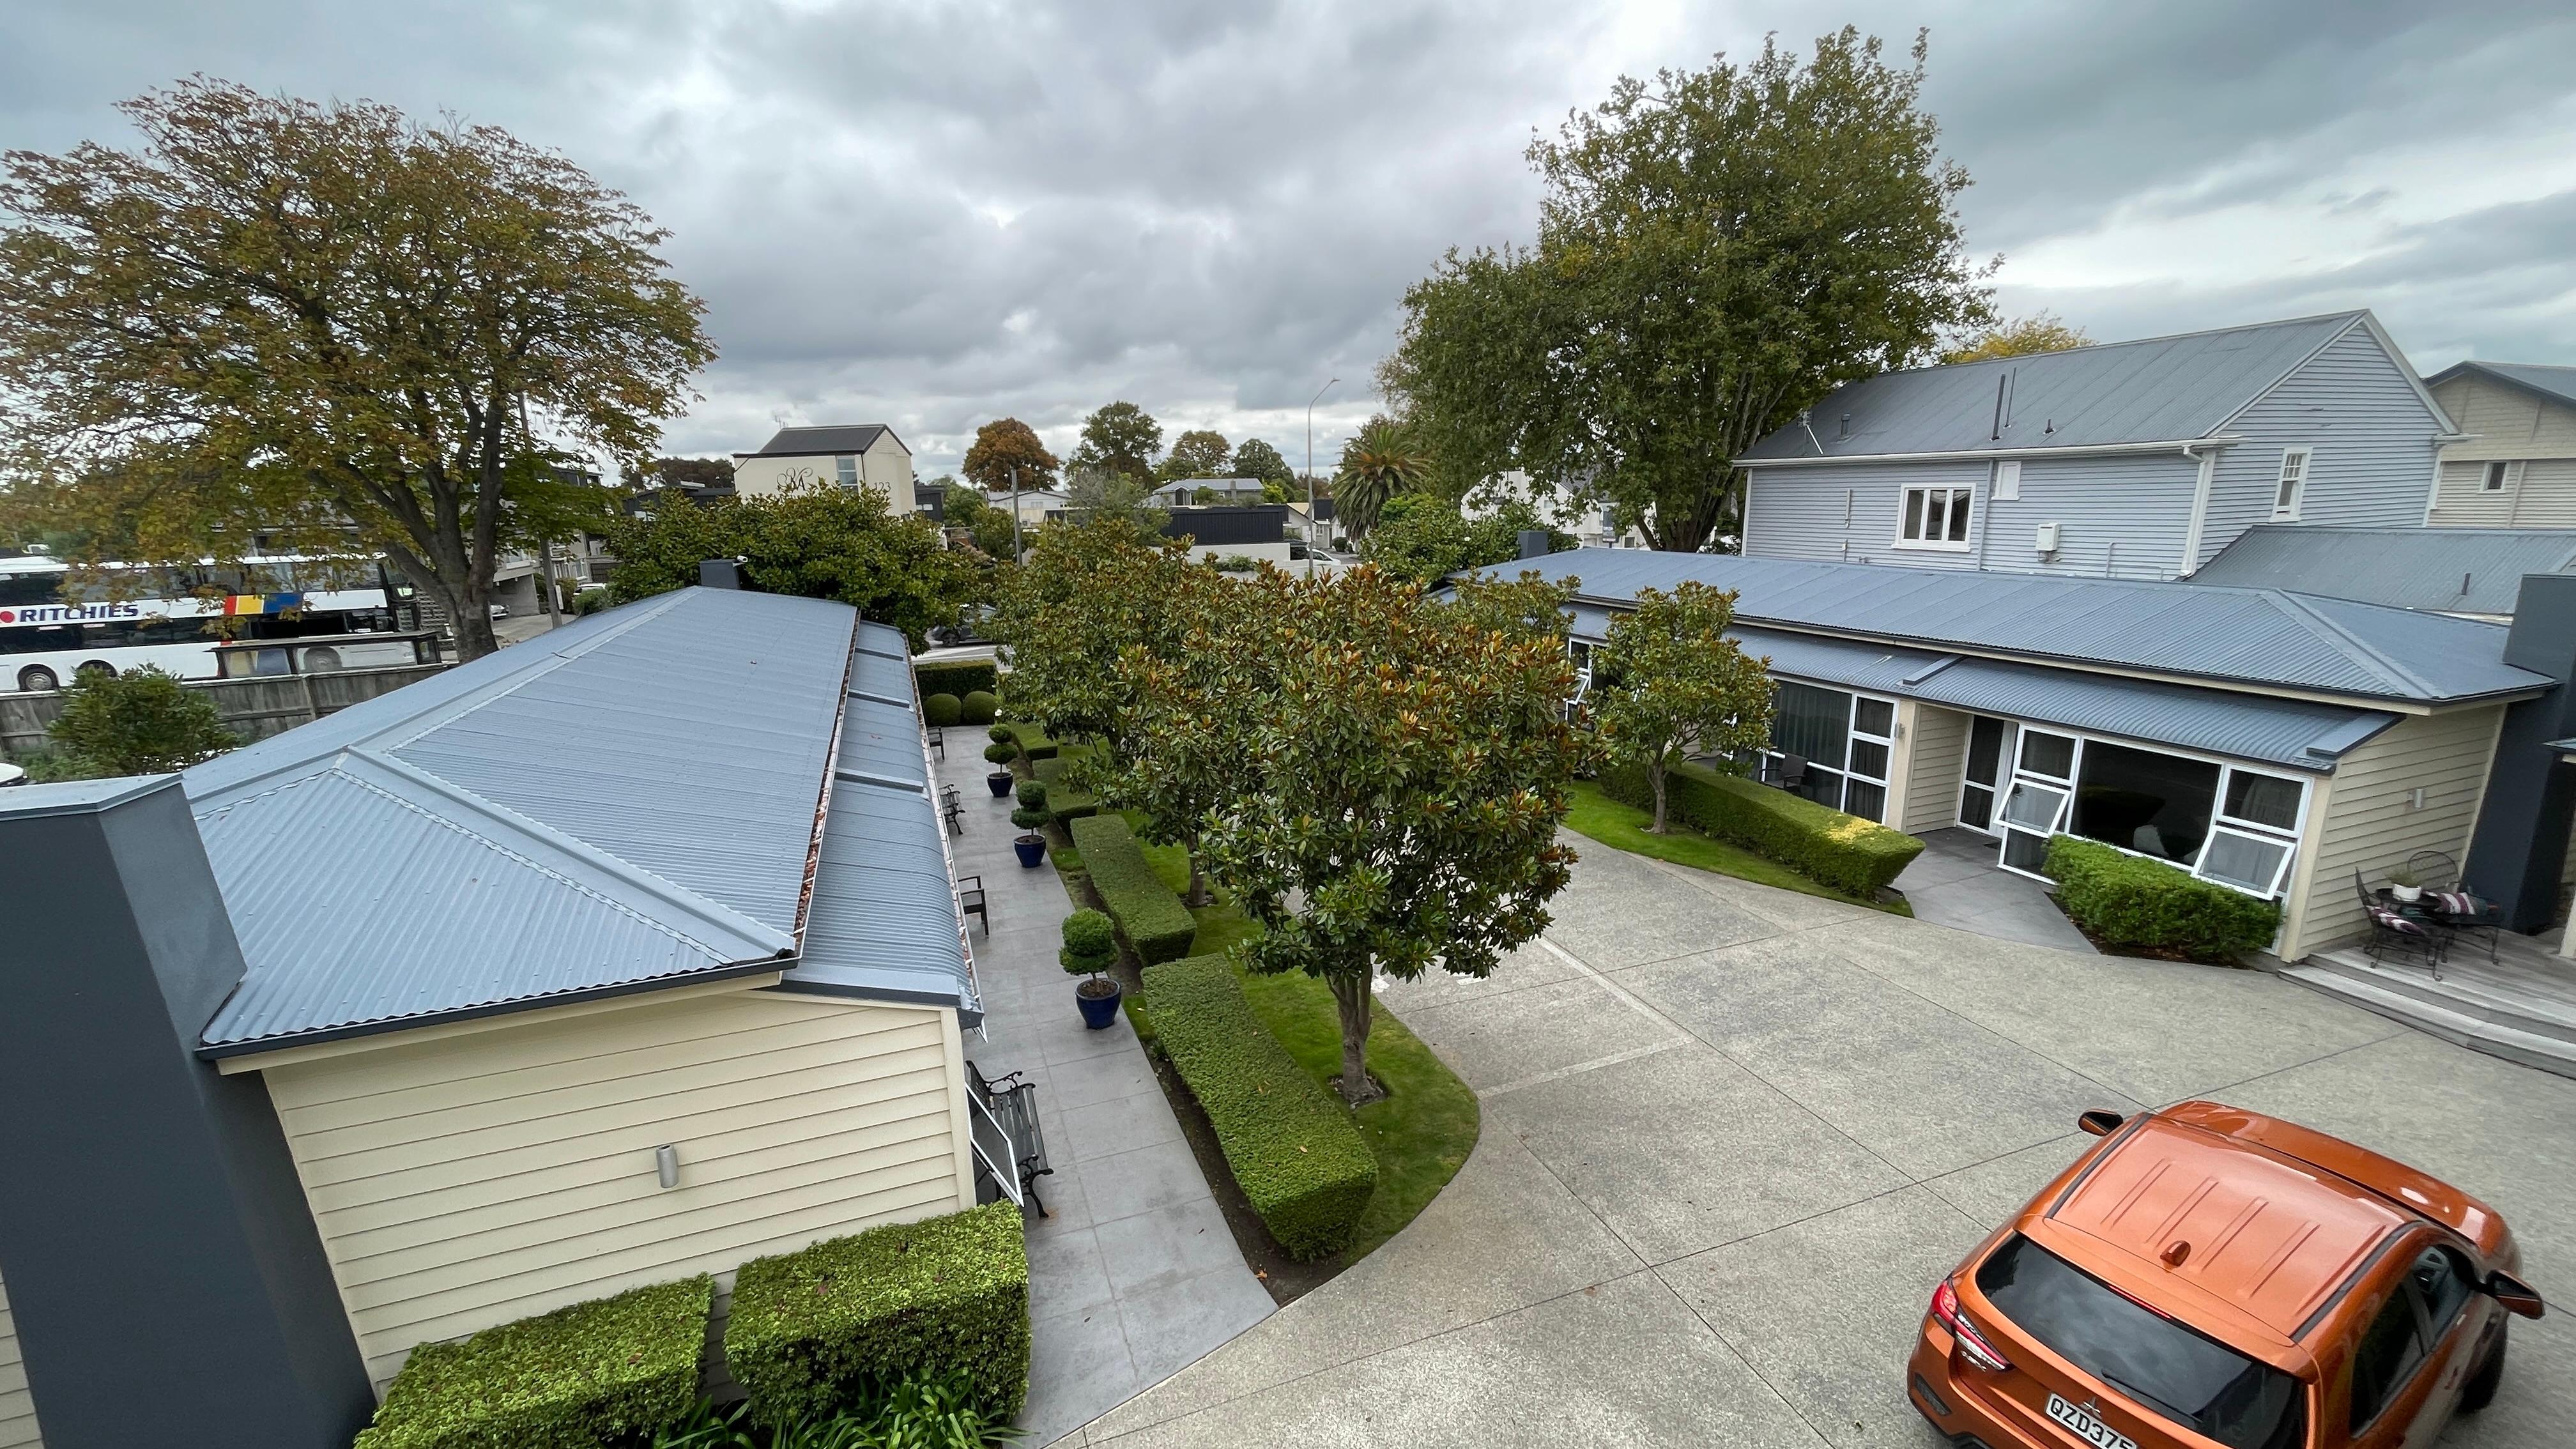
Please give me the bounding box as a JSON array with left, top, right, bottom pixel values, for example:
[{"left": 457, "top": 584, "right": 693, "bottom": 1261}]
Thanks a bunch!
[
  {"left": 1737, "top": 436, "right": 2239, "bottom": 468},
  {"left": 196, "top": 960, "right": 789, "bottom": 1062}
]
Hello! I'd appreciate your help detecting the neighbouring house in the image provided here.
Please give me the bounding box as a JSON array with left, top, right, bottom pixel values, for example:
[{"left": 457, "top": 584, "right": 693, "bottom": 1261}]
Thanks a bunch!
[
  {"left": 1146, "top": 477, "right": 1267, "bottom": 507},
  {"left": 1465, "top": 470, "right": 1631, "bottom": 549},
  {"left": 1161, "top": 504, "right": 1294, "bottom": 567},
  {"left": 1491, "top": 548, "right": 2575, "bottom": 978},
  {"left": 1735, "top": 311, "right": 2457, "bottom": 581},
  {"left": 732, "top": 424, "right": 918, "bottom": 512},
  {"left": 2193, "top": 525, "right": 2576, "bottom": 622},
  {"left": 989, "top": 486, "right": 1070, "bottom": 528},
  {"left": 2421, "top": 361, "right": 2576, "bottom": 527},
  {"left": 0, "top": 583, "right": 990, "bottom": 1447}
]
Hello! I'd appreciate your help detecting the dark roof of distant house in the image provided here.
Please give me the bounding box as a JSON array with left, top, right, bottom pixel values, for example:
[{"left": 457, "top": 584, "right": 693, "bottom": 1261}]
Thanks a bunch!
[
  {"left": 2194, "top": 526, "right": 2576, "bottom": 616},
  {"left": 1738, "top": 311, "right": 2423, "bottom": 463},
  {"left": 740, "top": 424, "right": 908, "bottom": 458},
  {"left": 2423, "top": 360, "right": 2576, "bottom": 411},
  {"left": 1482, "top": 548, "right": 2547, "bottom": 707},
  {"left": 185, "top": 588, "right": 973, "bottom": 1056}
]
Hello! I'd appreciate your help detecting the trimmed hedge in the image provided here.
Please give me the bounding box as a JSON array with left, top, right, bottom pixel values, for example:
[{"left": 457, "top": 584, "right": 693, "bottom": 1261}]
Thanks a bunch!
[
  {"left": 960, "top": 690, "right": 1000, "bottom": 726},
  {"left": 923, "top": 693, "right": 963, "bottom": 727},
  {"left": 1067, "top": 814, "right": 1197, "bottom": 964},
  {"left": 1602, "top": 759, "right": 1923, "bottom": 896},
  {"left": 2044, "top": 834, "right": 2280, "bottom": 960},
  {"left": 1031, "top": 757, "right": 1098, "bottom": 824},
  {"left": 1142, "top": 954, "right": 1378, "bottom": 1259},
  {"left": 1000, "top": 719, "right": 1057, "bottom": 760},
  {"left": 914, "top": 659, "right": 999, "bottom": 700},
  {"left": 725, "top": 1202, "right": 1031, "bottom": 1428},
  {"left": 353, "top": 1276, "right": 710, "bottom": 1449}
]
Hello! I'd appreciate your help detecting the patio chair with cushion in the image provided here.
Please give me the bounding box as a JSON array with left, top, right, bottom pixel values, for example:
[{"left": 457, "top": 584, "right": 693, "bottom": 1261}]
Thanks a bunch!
[
  {"left": 2356, "top": 870, "right": 2446, "bottom": 976},
  {"left": 2405, "top": 850, "right": 2503, "bottom": 964}
]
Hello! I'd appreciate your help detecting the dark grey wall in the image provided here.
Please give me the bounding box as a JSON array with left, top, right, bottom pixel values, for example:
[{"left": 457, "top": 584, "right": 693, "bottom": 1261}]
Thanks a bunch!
[
  {"left": 2467, "top": 574, "right": 2576, "bottom": 930},
  {"left": 0, "top": 778, "right": 372, "bottom": 1449}
]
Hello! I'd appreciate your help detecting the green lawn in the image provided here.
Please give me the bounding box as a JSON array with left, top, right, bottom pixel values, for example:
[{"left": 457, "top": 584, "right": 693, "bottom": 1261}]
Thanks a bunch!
[
  {"left": 1118, "top": 808, "right": 1480, "bottom": 1262},
  {"left": 1563, "top": 781, "right": 1910, "bottom": 916}
]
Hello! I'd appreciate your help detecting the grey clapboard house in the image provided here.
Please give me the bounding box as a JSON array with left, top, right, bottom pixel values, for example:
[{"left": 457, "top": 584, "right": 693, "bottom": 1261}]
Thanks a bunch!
[{"left": 1737, "top": 311, "right": 2456, "bottom": 580}]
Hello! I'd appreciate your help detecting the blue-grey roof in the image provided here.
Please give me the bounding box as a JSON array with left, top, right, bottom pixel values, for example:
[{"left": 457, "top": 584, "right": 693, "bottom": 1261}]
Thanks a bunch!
[
  {"left": 2426, "top": 360, "right": 2576, "bottom": 411},
  {"left": 1739, "top": 312, "right": 2367, "bottom": 462},
  {"left": 188, "top": 587, "right": 974, "bottom": 1055},
  {"left": 1516, "top": 548, "right": 2547, "bottom": 706},
  {"left": 2193, "top": 526, "right": 2576, "bottom": 617}
]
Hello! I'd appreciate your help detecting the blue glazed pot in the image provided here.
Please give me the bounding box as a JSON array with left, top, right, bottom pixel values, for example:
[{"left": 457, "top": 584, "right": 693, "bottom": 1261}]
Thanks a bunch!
[
  {"left": 986, "top": 771, "right": 1014, "bottom": 797},
  {"left": 1075, "top": 979, "right": 1123, "bottom": 1030},
  {"left": 1013, "top": 833, "right": 1046, "bottom": 868}
]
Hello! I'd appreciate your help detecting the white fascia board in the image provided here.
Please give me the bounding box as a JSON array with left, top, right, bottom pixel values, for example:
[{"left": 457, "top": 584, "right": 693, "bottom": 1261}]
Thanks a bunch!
[{"left": 1734, "top": 437, "right": 2239, "bottom": 469}]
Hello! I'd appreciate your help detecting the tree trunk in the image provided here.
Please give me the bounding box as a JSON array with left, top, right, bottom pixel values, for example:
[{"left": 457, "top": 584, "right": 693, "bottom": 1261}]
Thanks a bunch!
[
  {"left": 1649, "top": 762, "right": 1670, "bottom": 834},
  {"left": 1184, "top": 832, "right": 1209, "bottom": 908},
  {"left": 1329, "top": 972, "right": 1375, "bottom": 1107}
]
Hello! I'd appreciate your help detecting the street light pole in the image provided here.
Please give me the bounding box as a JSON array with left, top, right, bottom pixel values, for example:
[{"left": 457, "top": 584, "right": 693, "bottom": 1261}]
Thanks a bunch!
[
  {"left": 1306, "top": 378, "right": 1337, "bottom": 577},
  {"left": 1009, "top": 464, "right": 1022, "bottom": 560}
]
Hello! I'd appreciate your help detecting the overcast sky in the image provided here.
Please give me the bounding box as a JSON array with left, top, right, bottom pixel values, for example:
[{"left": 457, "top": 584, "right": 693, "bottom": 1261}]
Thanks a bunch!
[{"left": 6, "top": 1, "right": 2574, "bottom": 479}]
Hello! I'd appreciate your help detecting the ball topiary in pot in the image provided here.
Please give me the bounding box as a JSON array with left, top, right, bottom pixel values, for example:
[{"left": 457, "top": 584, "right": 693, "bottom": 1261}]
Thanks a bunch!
[
  {"left": 983, "top": 740, "right": 1016, "bottom": 796},
  {"left": 1059, "top": 908, "right": 1123, "bottom": 1027},
  {"left": 1010, "top": 782, "right": 1050, "bottom": 867}
]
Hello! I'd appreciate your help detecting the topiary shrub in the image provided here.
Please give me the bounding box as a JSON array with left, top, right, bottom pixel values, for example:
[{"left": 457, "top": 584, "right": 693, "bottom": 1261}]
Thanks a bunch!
[
  {"left": 353, "top": 1275, "right": 710, "bottom": 1449},
  {"left": 724, "top": 1202, "right": 1029, "bottom": 1427},
  {"left": 987, "top": 724, "right": 1014, "bottom": 744},
  {"left": 984, "top": 741, "right": 1017, "bottom": 765},
  {"left": 914, "top": 659, "right": 999, "bottom": 700},
  {"left": 923, "top": 693, "right": 963, "bottom": 727},
  {"left": 2044, "top": 834, "right": 2281, "bottom": 960},
  {"left": 959, "top": 690, "right": 1000, "bottom": 725},
  {"left": 1014, "top": 778, "right": 1046, "bottom": 809},
  {"left": 1602, "top": 759, "right": 1923, "bottom": 897},
  {"left": 1066, "top": 815, "right": 1197, "bottom": 964},
  {"left": 1142, "top": 955, "right": 1377, "bottom": 1259},
  {"left": 1060, "top": 908, "right": 1118, "bottom": 977}
]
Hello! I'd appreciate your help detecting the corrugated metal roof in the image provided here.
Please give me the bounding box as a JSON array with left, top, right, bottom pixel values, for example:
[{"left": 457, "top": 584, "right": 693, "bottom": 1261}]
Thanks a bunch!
[
  {"left": 2193, "top": 526, "right": 2576, "bottom": 616},
  {"left": 848, "top": 648, "right": 916, "bottom": 707},
  {"left": 1506, "top": 548, "right": 2545, "bottom": 705},
  {"left": 777, "top": 770, "right": 971, "bottom": 1018},
  {"left": 2426, "top": 360, "right": 2576, "bottom": 411},
  {"left": 188, "top": 587, "right": 974, "bottom": 1054},
  {"left": 1739, "top": 312, "right": 2363, "bottom": 461}
]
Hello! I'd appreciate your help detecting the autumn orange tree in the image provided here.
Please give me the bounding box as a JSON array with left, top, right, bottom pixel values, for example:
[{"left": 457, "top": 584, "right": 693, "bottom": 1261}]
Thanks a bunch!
[{"left": 0, "top": 79, "right": 713, "bottom": 658}]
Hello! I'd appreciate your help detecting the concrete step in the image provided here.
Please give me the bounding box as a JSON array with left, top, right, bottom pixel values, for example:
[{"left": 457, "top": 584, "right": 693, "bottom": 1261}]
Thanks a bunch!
[
  {"left": 2281, "top": 963, "right": 2576, "bottom": 1082},
  {"left": 2301, "top": 950, "right": 2576, "bottom": 1039}
]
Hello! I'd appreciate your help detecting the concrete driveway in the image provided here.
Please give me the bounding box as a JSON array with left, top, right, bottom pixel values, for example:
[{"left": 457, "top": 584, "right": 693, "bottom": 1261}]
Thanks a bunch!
[{"left": 1074, "top": 839, "right": 2576, "bottom": 1447}]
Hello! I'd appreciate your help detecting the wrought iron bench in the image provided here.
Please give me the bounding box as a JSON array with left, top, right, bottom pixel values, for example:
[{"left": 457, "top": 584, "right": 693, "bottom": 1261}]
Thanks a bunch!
[
  {"left": 927, "top": 724, "right": 946, "bottom": 760},
  {"left": 940, "top": 783, "right": 965, "bottom": 836},
  {"left": 965, "top": 1061, "right": 1052, "bottom": 1216}
]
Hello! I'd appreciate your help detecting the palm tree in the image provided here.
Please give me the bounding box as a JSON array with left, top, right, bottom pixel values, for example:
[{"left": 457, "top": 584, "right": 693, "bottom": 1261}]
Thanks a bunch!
[{"left": 1332, "top": 418, "right": 1429, "bottom": 540}]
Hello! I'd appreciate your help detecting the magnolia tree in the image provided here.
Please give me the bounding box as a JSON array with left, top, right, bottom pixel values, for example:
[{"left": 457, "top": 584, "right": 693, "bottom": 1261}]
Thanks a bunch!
[
  {"left": 1591, "top": 582, "right": 1774, "bottom": 832},
  {"left": 1203, "top": 565, "right": 1588, "bottom": 1105},
  {"left": 990, "top": 518, "right": 1197, "bottom": 753}
]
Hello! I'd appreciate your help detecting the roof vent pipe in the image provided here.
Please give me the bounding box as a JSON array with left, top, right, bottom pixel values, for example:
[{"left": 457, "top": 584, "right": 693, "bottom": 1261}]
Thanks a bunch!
[
  {"left": 1990, "top": 376, "right": 2007, "bottom": 441},
  {"left": 1837, "top": 413, "right": 1851, "bottom": 440}
]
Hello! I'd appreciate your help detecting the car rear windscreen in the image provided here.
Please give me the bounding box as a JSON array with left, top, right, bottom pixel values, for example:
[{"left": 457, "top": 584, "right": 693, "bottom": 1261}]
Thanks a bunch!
[{"left": 1976, "top": 1234, "right": 2306, "bottom": 1449}]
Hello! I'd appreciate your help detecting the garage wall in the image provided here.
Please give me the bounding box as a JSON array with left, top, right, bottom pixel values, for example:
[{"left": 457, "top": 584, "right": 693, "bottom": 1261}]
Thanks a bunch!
[
  {"left": 259, "top": 988, "right": 970, "bottom": 1386},
  {"left": 2278, "top": 705, "right": 2505, "bottom": 960},
  {"left": 0, "top": 1268, "right": 40, "bottom": 1449}
]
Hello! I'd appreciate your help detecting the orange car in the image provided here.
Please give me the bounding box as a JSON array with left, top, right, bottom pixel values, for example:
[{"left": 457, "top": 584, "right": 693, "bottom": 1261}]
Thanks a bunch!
[{"left": 1909, "top": 1101, "right": 2546, "bottom": 1449}]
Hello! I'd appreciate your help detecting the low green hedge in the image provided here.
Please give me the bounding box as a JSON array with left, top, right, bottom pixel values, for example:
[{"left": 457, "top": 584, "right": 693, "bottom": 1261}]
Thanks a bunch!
[
  {"left": 922, "top": 693, "right": 963, "bottom": 727},
  {"left": 960, "top": 690, "right": 999, "bottom": 726},
  {"left": 725, "top": 1202, "right": 1030, "bottom": 1427},
  {"left": 1602, "top": 759, "right": 1923, "bottom": 896},
  {"left": 1000, "top": 719, "right": 1057, "bottom": 760},
  {"left": 914, "top": 660, "right": 999, "bottom": 700},
  {"left": 1142, "top": 955, "right": 1377, "bottom": 1259},
  {"left": 354, "top": 1276, "right": 710, "bottom": 1449},
  {"left": 2044, "top": 834, "right": 2280, "bottom": 960},
  {"left": 1067, "top": 815, "right": 1197, "bottom": 963},
  {"left": 1031, "top": 757, "right": 1098, "bottom": 824}
]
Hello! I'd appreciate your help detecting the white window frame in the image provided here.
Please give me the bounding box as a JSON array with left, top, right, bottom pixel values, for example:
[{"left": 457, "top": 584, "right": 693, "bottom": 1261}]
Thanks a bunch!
[
  {"left": 1988, "top": 728, "right": 2310, "bottom": 902},
  {"left": 2271, "top": 446, "right": 2312, "bottom": 521},
  {"left": 1992, "top": 459, "right": 2022, "bottom": 502},
  {"left": 1895, "top": 486, "right": 1975, "bottom": 551},
  {"left": 2193, "top": 825, "right": 2297, "bottom": 897},
  {"left": 1756, "top": 678, "right": 1897, "bottom": 823},
  {"left": 835, "top": 453, "right": 861, "bottom": 487},
  {"left": 2481, "top": 460, "right": 2511, "bottom": 493}
]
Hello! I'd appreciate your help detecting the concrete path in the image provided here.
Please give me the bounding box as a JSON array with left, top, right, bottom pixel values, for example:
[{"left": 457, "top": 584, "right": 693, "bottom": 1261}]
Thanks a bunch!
[
  {"left": 1892, "top": 827, "right": 2095, "bottom": 953},
  {"left": 1074, "top": 836, "right": 2576, "bottom": 1448},
  {"left": 932, "top": 746, "right": 1271, "bottom": 1445}
]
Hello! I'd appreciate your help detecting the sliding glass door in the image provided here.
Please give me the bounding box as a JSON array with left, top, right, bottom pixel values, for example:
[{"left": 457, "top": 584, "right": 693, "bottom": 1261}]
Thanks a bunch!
[{"left": 1957, "top": 716, "right": 2011, "bottom": 833}]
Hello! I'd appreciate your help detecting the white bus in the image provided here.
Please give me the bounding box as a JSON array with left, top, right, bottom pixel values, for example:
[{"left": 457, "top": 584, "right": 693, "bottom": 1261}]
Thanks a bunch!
[{"left": 0, "top": 553, "right": 401, "bottom": 693}]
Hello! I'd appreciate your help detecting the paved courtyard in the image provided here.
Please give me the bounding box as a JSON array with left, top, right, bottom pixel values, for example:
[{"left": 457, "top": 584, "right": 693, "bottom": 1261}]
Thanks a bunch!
[{"left": 1071, "top": 837, "right": 2576, "bottom": 1447}]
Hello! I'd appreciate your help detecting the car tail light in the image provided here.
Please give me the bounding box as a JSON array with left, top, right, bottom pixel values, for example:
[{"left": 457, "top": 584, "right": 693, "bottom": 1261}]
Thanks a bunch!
[{"left": 1932, "top": 1280, "right": 2012, "bottom": 1372}]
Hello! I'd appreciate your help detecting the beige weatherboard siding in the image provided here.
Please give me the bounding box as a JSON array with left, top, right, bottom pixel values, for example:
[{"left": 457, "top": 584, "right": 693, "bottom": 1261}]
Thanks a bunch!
[
  {"left": 1901, "top": 704, "right": 1972, "bottom": 832},
  {"left": 2428, "top": 367, "right": 2576, "bottom": 527},
  {"left": 2274, "top": 705, "right": 2504, "bottom": 961},
  {"left": 256, "top": 986, "right": 972, "bottom": 1386},
  {"left": 733, "top": 436, "right": 917, "bottom": 511},
  {"left": 0, "top": 1266, "right": 41, "bottom": 1449}
]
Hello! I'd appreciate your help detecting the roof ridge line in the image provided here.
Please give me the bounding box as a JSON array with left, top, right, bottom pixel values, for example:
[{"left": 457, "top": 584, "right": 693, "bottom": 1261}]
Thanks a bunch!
[
  {"left": 340, "top": 744, "right": 795, "bottom": 960},
  {"left": 2258, "top": 592, "right": 2444, "bottom": 699},
  {"left": 368, "top": 588, "right": 699, "bottom": 755},
  {"left": 1870, "top": 309, "right": 2368, "bottom": 379}
]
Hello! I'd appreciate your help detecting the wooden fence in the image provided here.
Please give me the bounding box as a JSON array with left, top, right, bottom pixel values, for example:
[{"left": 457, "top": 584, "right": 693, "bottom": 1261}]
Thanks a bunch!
[{"left": 0, "top": 663, "right": 449, "bottom": 757}]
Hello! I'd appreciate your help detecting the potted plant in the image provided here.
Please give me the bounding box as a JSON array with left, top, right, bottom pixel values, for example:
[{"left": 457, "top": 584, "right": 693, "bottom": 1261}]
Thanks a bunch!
[
  {"left": 983, "top": 740, "right": 1016, "bottom": 795},
  {"left": 2387, "top": 866, "right": 2423, "bottom": 903},
  {"left": 1010, "top": 781, "right": 1050, "bottom": 867},
  {"left": 1060, "top": 908, "right": 1123, "bottom": 1028}
]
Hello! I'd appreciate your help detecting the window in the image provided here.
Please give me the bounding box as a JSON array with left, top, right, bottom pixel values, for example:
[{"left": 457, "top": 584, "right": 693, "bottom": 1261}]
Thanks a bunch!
[
  {"left": 2348, "top": 1283, "right": 2426, "bottom": 1429},
  {"left": 1992, "top": 459, "right": 2021, "bottom": 501},
  {"left": 1977, "top": 1234, "right": 2306, "bottom": 1449},
  {"left": 2481, "top": 461, "right": 2510, "bottom": 492},
  {"left": 1759, "top": 681, "right": 1894, "bottom": 822},
  {"left": 2271, "top": 447, "right": 2310, "bottom": 520},
  {"left": 2071, "top": 741, "right": 2218, "bottom": 865},
  {"left": 2018, "top": 730, "right": 2076, "bottom": 781},
  {"left": 834, "top": 454, "right": 860, "bottom": 486},
  {"left": 2196, "top": 828, "right": 2294, "bottom": 896},
  {"left": 2407, "top": 1246, "right": 2476, "bottom": 1339},
  {"left": 2221, "top": 770, "right": 2303, "bottom": 832},
  {"left": 1899, "top": 486, "right": 1974, "bottom": 548}
]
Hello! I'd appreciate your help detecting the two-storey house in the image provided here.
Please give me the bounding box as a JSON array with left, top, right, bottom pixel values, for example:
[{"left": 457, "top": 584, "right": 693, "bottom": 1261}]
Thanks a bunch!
[{"left": 2422, "top": 361, "right": 2576, "bottom": 527}]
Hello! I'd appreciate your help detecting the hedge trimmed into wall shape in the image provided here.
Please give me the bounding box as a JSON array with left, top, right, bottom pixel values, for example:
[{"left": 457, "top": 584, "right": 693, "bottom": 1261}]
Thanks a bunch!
[
  {"left": 1000, "top": 719, "right": 1057, "bottom": 760},
  {"left": 2044, "top": 834, "right": 2281, "bottom": 960},
  {"left": 353, "top": 1275, "right": 710, "bottom": 1449},
  {"left": 913, "top": 659, "right": 999, "bottom": 700},
  {"left": 724, "top": 1202, "right": 1031, "bottom": 1427},
  {"left": 1602, "top": 759, "right": 1923, "bottom": 896},
  {"left": 1031, "top": 756, "right": 1098, "bottom": 824},
  {"left": 1066, "top": 814, "right": 1197, "bottom": 963},
  {"left": 1142, "top": 955, "right": 1377, "bottom": 1259}
]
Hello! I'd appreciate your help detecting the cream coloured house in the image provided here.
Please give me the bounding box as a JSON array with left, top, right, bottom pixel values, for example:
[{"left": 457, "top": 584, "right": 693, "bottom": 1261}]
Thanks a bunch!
[
  {"left": 732, "top": 424, "right": 917, "bottom": 512},
  {"left": 2424, "top": 362, "right": 2576, "bottom": 527}
]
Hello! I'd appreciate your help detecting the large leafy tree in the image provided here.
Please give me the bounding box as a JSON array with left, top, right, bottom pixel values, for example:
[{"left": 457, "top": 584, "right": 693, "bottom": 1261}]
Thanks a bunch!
[
  {"left": 990, "top": 518, "right": 1195, "bottom": 751},
  {"left": 1100, "top": 562, "right": 1267, "bottom": 906},
  {"left": 939, "top": 487, "right": 1021, "bottom": 561},
  {"left": 1066, "top": 401, "right": 1162, "bottom": 482},
  {"left": 1157, "top": 429, "right": 1233, "bottom": 483},
  {"left": 1942, "top": 310, "right": 2092, "bottom": 364},
  {"left": 1361, "top": 494, "right": 1571, "bottom": 586},
  {"left": 1381, "top": 29, "right": 1991, "bottom": 551},
  {"left": 602, "top": 486, "right": 974, "bottom": 649},
  {"left": 1590, "top": 583, "right": 1774, "bottom": 832},
  {"left": 962, "top": 417, "right": 1061, "bottom": 493},
  {"left": 1230, "top": 438, "right": 1295, "bottom": 496},
  {"left": 1203, "top": 565, "right": 1586, "bottom": 1105},
  {"left": 1333, "top": 417, "right": 1429, "bottom": 539},
  {"left": 0, "top": 79, "right": 713, "bottom": 659}
]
